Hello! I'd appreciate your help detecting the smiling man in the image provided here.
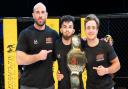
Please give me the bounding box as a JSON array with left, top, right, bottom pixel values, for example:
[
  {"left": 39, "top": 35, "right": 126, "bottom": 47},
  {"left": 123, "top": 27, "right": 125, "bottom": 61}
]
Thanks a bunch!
[{"left": 84, "top": 14, "right": 120, "bottom": 89}]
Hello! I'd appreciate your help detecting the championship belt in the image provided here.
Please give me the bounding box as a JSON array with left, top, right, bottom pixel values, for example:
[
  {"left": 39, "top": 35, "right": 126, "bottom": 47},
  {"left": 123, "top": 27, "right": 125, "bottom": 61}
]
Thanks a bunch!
[
  {"left": 67, "top": 35, "right": 87, "bottom": 89},
  {"left": 101, "top": 34, "right": 113, "bottom": 45}
]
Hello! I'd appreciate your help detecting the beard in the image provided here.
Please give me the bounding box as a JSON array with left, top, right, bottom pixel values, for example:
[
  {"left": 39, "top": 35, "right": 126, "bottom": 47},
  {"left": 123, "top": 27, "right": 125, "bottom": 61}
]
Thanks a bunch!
[
  {"left": 35, "top": 20, "right": 46, "bottom": 26},
  {"left": 62, "top": 34, "right": 73, "bottom": 40}
]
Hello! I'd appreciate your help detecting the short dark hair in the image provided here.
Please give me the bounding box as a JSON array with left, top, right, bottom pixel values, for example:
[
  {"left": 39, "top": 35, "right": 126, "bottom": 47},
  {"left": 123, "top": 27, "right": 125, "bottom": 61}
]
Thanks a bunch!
[
  {"left": 84, "top": 14, "right": 100, "bottom": 28},
  {"left": 60, "top": 15, "right": 75, "bottom": 26}
]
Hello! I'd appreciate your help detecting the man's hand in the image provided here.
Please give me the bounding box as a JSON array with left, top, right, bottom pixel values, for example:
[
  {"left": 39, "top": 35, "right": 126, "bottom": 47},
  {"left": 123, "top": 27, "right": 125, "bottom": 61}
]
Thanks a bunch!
[
  {"left": 37, "top": 50, "right": 52, "bottom": 60},
  {"left": 93, "top": 65, "right": 109, "bottom": 76},
  {"left": 57, "top": 70, "right": 64, "bottom": 81}
]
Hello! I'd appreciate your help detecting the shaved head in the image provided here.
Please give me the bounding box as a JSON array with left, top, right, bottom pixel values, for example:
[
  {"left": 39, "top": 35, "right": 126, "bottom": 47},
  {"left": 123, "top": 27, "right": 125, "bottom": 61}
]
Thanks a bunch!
[{"left": 33, "top": 2, "right": 47, "bottom": 12}]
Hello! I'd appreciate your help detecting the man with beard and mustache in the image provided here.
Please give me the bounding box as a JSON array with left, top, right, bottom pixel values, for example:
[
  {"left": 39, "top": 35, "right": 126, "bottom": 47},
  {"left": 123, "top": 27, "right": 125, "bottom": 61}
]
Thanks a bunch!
[
  {"left": 16, "top": 2, "right": 59, "bottom": 89},
  {"left": 55, "top": 15, "right": 85, "bottom": 89}
]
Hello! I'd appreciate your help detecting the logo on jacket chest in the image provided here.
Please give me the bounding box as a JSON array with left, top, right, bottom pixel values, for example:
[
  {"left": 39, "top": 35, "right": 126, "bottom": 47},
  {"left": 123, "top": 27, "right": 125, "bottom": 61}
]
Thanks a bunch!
[
  {"left": 33, "top": 37, "right": 53, "bottom": 45},
  {"left": 45, "top": 37, "right": 53, "bottom": 44},
  {"left": 34, "top": 39, "right": 38, "bottom": 44},
  {"left": 96, "top": 53, "right": 104, "bottom": 61}
]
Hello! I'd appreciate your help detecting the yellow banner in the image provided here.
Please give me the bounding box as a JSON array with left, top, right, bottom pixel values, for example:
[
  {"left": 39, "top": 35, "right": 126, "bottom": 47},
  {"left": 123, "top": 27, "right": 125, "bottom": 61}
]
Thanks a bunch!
[
  {"left": 81, "top": 18, "right": 87, "bottom": 89},
  {"left": 46, "top": 18, "right": 59, "bottom": 33},
  {"left": 46, "top": 18, "right": 59, "bottom": 89},
  {"left": 81, "top": 18, "right": 86, "bottom": 39},
  {"left": 3, "top": 19, "right": 18, "bottom": 89}
]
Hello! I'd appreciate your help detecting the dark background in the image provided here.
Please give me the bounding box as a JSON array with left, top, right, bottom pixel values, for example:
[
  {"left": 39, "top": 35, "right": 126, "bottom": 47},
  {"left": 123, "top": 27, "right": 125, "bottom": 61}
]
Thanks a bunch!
[{"left": 0, "top": 0, "right": 127, "bottom": 17}]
